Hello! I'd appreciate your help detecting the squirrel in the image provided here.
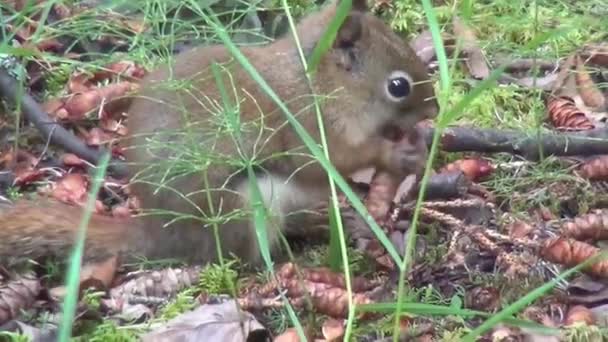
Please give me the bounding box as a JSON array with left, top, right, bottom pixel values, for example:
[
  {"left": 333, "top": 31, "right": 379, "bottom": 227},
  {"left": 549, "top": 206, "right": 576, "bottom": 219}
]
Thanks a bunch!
[{"left": 0, "top": 0, "right": 437, "bottom": 267}]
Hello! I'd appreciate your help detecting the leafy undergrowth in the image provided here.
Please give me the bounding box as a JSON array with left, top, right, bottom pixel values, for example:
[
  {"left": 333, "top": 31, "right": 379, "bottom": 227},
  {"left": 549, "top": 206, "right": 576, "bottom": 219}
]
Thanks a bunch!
[{"left": 1, "top": 0, "right": 608, "bottom": 341}]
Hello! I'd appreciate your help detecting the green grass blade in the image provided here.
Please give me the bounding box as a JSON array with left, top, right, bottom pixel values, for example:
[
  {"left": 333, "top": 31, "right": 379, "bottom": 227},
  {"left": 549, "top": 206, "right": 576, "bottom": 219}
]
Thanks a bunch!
[
  {"left": 360, "top": 302, "right": 558, "bottom": 335},
  {"left": 246, "top": 164, "right": 307, "bottom": 341},
  {"left": 281, "top": 1, "right": 357, "bottom": 338},
  {"left": 391, "top": 0, "right": 451, "bottom": 338},
  {"left": 58, "top": 153, "right": 110, "bottom": 342},
  {"left": 438, "top": 66, "right": 506, "bottom": 127}
]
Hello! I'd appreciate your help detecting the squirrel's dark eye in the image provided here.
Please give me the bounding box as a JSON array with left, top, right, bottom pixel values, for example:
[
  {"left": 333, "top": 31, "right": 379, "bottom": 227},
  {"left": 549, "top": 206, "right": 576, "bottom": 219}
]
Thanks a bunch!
[{"left": 385, "top": 71, "right": 413, "bottom": 102}]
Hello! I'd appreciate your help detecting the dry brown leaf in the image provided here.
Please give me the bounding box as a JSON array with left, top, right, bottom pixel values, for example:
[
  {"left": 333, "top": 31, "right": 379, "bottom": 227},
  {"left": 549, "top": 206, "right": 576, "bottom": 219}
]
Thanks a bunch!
[
  {"left": 410, "top": 30, "right": 436, "bottom": 65},
  {"left": 0, "top": 149, "right": 44, "bottom": 186},
  {"left": 92, "top": 61, "right": 146, "bottom": 82},
  {"left": 68, "top": 72, "right": 94, "bottom": 93},
  {"left": 100, "top": 118, "right": 128, "bottom": 136},
  {"left": 274, "top": 328, "right": 305, "bottom": 342},
  {"left": 552, "top": 54, "right": 577, "bottom": 97},
  {"left": 80, "top": 256, "right": 119, "bottom": 290},
  {"left": 580, "top": 44, "right": 608, "bottom": 67},
  {"left": 452, "top": 16, "right": 490, "bottom": 79},
  {"left": 50, "top": 173, "right": 89, "bottom": 205},
  {"left": 575, "top": 54, "right": 606, "bottom": 111},
  {"left": 507, "top": 220, "right": 535, "bottom": 239},
  {"left": 82, "top": 127, "right": 117, "bottom": 147},
  {"left": 63, "top": 82, "right": 137, "bottom": 120},
  {"left": 49, "top": 256, "right": 119, "bottom": 301},
  {"left": 62, "top": 153, "right": 86, "bottom": 167},
  {"left": 142, "top": 299, "right": 268, "bottom": 342},
  {"left": 321, "top": 319, "right": 345, "bottom": 342},
  {"left": 564, "top": 305, "right": 595, "bottom": 326},
  {"left": 0, "top": 273, "right": 41, "bottom": 325}
]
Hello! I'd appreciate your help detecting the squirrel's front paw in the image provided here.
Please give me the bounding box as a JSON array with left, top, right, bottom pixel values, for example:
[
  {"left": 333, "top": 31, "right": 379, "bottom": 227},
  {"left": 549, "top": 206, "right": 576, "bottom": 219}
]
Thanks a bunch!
[{"left": 387, "top": 131, "right": 428, "bottom": 177}]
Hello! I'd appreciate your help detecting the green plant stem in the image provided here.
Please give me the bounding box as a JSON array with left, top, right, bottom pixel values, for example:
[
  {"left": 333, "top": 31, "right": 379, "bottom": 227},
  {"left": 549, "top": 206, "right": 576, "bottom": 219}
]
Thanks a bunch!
[
  {"left": 281, "top": 0, "right": 357, "bottom": 339},
  {"left": 58, "top": 153, "right": 110, "bottom": 342},
  {"left": 391, "top": 0, "right": 450, "bottom": 340}
]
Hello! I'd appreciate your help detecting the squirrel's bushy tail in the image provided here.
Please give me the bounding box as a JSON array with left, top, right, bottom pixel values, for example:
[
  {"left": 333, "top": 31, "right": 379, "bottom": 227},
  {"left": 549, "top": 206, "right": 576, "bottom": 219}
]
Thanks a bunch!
[{"left": 0, "top": 199, "right": 133, "bottom": 264}]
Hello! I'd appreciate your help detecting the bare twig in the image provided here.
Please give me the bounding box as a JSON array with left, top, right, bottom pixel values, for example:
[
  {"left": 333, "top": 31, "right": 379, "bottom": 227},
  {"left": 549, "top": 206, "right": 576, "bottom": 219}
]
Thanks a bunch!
[
  {"left": 420, "top": 125, "right": 608, "bottom": 160},
  {"left": 0, "top": 69, "right": 128, "bottom": 177}
]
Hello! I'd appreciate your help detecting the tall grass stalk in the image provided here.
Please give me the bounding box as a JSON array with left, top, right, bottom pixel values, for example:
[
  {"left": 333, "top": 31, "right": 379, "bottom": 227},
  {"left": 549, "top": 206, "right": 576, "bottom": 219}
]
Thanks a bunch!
[
  {"left": 58, "top": 153, "right": 110, "bottom": 342},
  {"left": 196, "top": 3, "right": 309, "bottom": 339},
  {"left": 391, "top": 0, "right": 451, "bottom": 339},
  {"left": 282, "top": 0, "right": 358, "bottom": 339}
]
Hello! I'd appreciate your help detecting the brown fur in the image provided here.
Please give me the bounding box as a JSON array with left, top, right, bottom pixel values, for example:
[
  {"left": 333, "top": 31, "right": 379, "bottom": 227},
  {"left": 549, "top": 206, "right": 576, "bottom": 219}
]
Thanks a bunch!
[{"left": 0, "top": 1, "right": 437, "bottom": 266}]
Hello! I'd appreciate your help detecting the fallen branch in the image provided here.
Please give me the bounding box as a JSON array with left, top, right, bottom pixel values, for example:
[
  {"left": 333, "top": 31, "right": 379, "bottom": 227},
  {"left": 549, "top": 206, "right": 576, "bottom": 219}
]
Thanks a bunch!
[
  {"left": 420, "top": 125, "right": 608, "bottom": 160},
  {"left": 0, "top": 69, "right": 128, "bottom": 177}
]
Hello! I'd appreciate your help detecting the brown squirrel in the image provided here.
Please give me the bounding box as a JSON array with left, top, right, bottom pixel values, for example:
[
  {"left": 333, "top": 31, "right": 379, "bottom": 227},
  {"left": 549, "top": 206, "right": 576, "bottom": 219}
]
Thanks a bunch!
[{"left": 0, "top": 0, "right": 437, "bottom": 266}]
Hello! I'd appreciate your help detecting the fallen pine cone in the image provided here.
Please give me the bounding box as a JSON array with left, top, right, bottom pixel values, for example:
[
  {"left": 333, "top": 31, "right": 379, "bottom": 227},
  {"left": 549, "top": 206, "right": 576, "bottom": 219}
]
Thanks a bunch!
[
  {"left": 579, "top": 155, "right": 608, "bottom": 180},
  {"left": 547, "top": 96, "right": 594, "bottom": 130},
  {"left": 257, "top": 263, "right": 378, "bottom": 318},
  {"left": 562, "top": 210, "right": 608, "bottom": 241},
  {"left": 109, "top": 266, "right": 202, "bottom": 306},
  {"left": 542, "top": 237, "right": 608, "bottom": 278},
  {"left": 277, "top": 263, "right": 376, "bottom": 293}
]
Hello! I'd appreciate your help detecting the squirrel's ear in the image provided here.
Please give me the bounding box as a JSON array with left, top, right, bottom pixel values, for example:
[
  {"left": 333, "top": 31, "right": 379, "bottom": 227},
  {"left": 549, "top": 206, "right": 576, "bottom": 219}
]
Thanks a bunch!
[
  {"left": 332, "top": 14, "right": 363, "bottom": 70},
  {"left": 352, "top": 0, "right": 368, "bottom": 11},
  {"left": 337, "top": 0, "right": 368, "bottom": 12},
  {"left": 334, "top": 14, "right": 362, "bottom": 49}
]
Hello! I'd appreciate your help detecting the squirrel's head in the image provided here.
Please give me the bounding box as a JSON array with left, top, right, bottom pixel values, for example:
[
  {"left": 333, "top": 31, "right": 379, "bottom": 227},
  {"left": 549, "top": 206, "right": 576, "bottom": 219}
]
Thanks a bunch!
[{"left": 313, "top": 0, "right": 438, "bottom": 139}]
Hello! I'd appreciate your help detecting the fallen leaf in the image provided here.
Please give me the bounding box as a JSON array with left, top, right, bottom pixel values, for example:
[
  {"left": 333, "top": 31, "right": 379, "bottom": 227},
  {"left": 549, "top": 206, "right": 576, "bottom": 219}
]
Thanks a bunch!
[
  {"left": 507, "top": 220, "right": 535, "bottom": 239},
  {"left": 564, "top": 305, "right": 595, "bottom": 326},
  {"left": 141, "top": 300, "right": 269, "bottom": 342},
  {"left": 62, "top": 82, "right": 138, "bottom": 120},
  {"left": 79, "top": 256, "right": 119, "bottom": 291},
  {"left": 551, "top": 54, "right": 577, "bottom": 97},
  {"left": 50, "top": 173, "right": 89, "bottom": 205},
  {"left": 452, "top": 16, "right": 490, "bottom": 79},
  {"left": 274, "top": 328, "right": 303, "bottom": 342},
  {"left": 321, "top": 319, "right": 345, "bottom": 342},
  {"left": 575, "top": 54, "right": 606, "bottom": 111},
  {"left": 92, "top": 61, "right": 146, "bottom": 82},
  {"left": 84, "top": 127, "right": 115, "bottom": 147},
  {"left": 580, "top": 43, "right": 608, "bottom": 67},
  {"left": 0, "top": 273, "right": 41, "bottom": 325},
  {"left": 62, "top": 153, "right": 86, "bottom": 167}
]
